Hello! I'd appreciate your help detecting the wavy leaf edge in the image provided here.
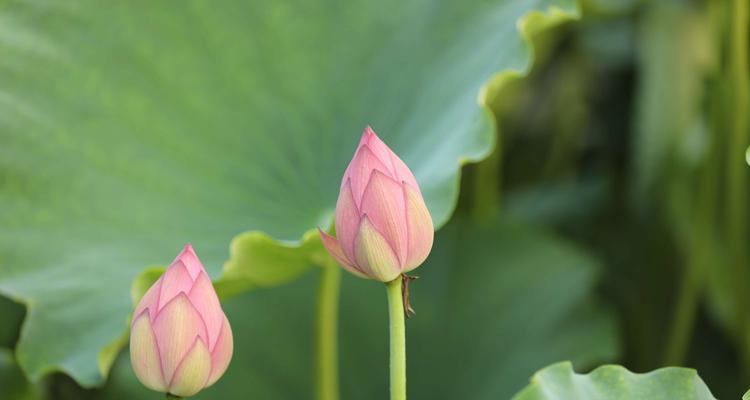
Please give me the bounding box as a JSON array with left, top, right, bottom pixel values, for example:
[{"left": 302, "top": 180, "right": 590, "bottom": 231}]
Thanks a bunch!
[{"left": 512, "top": 361, "right": 717, "bottom": 400}]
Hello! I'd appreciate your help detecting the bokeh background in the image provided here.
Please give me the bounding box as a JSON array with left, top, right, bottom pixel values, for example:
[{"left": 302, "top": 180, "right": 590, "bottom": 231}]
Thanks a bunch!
[{"left": 1, "top": 0, "right": 748, "bottom": 398}]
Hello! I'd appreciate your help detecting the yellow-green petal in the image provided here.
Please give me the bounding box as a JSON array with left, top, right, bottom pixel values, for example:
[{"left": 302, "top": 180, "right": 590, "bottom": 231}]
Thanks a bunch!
[
  {"left": 168, "top": 339, "right": 212, "bottom": 397},
  {"left": 130, "top": 313, "right": 167, "bottom": 392},
  {"left": 354, "top": 216, "right": 401, "bottom": 282}
]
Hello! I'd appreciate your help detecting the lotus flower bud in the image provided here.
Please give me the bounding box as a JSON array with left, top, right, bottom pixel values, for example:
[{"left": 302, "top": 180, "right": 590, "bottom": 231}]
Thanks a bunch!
[
  {"left": 130, "top": 244, "right": 233, "bottom": 397},
  {"left": 319, "top": 126, "right": 434, "bottom": 282}
]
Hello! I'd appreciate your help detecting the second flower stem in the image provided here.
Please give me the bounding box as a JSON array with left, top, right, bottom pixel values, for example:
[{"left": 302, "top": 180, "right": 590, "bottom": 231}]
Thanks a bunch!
[
  {"left": 316, "top": 261, "right": 341, "bottom": 400},
  {"left": 386, "top": 276, "right": 406, "bottom": 400}
]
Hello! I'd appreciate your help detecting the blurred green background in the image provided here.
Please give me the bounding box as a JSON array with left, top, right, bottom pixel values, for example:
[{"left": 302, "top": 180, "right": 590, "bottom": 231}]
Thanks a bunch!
[{"left": 0, "top": 0, "right": 748, "bottom": 398}]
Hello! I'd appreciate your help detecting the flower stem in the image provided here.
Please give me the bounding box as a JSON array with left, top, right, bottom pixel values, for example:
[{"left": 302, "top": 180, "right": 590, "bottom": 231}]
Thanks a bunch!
[
  {"left": 316, "top": 261, "right": 341, "bottom": 400},
  {"left": 386, "top": 276, "right": 406, "bottom": 400},
  {"left": 166, "top": 394, "right": 182, "bottom": 400}
]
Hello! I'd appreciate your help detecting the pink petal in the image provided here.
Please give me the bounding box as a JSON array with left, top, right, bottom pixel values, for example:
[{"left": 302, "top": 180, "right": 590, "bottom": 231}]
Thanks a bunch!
[
  {"left": 133, "top": 277, "right": 162, "bottom": 324},
  {"left": 342, "top": 145, "right": 392, "bottom": 205},
  {"left": 187, "top": 271, "right": 224, "bottom": 351},
  {"left": 152, "top": 293, "right": 208, "bottom": 383},
  {"left": 130, "top": 311, "right": 167, "bottom": 392},
  {"left": 319, "top": 229, "right": 368, "bottom": 279},
  {"left": 334, "top": 180, "right": 362, "bottom": 263},
  {"left": 389, "top": 152, "right": 420, "bottom": 193},
  {"left": 403, "top": 183, "right": 434, "bottom": 270},
  {"left": 206, "top": 315, "right": 233, "bottom": 387},
  {"left": 357, "top": 126, "right": 396, "bottom": 177},
  {"left": 354, "top": 216, "right": 401, "bottom": 282},
  {"left": 357, "top": 125, "right": 377, "bottom": 147},
  {"left": 359, "top": 170, "right": 408, "bottom": 265},
  {"left": 167, "top": 338, "right": 212, "bottom": 397},
  {"left": 173, "top": 244, "right": 205, "bottom": 280},
  {"left": 158, "top": 261, "right": 194, "bottom": 312}
]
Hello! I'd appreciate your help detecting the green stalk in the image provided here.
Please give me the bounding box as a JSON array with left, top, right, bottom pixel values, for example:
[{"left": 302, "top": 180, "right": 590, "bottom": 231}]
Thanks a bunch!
[
  {"left": 663, "top": 234, "right": 706, "bottom": 365},
  {"left": 664, "top": 94, "right": 720, "bottom": 365},
  {"left": 316, "top": 262, "right": 341, "bottom": 400},
  {"left": 166, "top": 394, "right": 182, "bottom": 400},
  {"left": 728, "top": 0, "right": 750, "bottom": 374},
  {"left": 386, "top": 276, "right": 406, "bottom": 400}
]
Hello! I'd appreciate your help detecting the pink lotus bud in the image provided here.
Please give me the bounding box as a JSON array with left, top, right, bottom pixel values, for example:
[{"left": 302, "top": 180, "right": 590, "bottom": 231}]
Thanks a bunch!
[
  {"left": 130, "top": 245, "right": 233, "bottom": 397},
  {"left": 319, "top": 126, "right": 434, "bottom": 282}
]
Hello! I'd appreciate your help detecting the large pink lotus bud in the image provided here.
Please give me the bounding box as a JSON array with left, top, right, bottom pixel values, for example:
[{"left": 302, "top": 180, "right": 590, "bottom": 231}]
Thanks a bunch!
[
  {"left": 319, "top": 126, "right": 434, "bottom": 282},
  {"left": 130, "top": 245, "right": 233, "bottom": 397}
]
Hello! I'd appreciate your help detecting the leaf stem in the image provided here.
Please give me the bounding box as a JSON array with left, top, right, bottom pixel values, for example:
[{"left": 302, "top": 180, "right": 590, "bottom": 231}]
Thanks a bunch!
[
  {"left": 316, "top": 261, "right": 341, "bottom": 400},
  {"left": 728, "top": 0, "right": 750, "bottom": 376},
  {"left": 386, "top": 276, "right": 406, "bottom": 400},
  {"left": 664, "top": 112, "right": 718, "bottom": 365},
  {"left": 663, "top": 248, "right": 704, "bottom": 365}
]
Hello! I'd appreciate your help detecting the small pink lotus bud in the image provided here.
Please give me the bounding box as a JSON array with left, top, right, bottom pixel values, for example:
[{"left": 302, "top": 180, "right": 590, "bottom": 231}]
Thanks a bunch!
[
  {"left": 319, "top": 126, "right": 434, "bottom": 282},
  {"left": 130, "top": 244, "right": 233, "bottom": 397}
]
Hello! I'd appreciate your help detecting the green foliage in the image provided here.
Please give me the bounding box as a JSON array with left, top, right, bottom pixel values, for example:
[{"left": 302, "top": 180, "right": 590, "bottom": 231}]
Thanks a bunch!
[
  {"left": 512, "top": 362, "right": 716, "bottom": 400},
  {"left": 0, "top": 0, "right": 749, "bottom": 398},
  {"left": 214, "top": 229, "right": 328, "bottom": 298},
  {"left": 0, "top": 296, "right": 24, "bottom": 348},
  {"left": 493, "top": 0, "right": 749, "bottom": 396},
  {"left": 0, "top": 349, "right": 40, "bottom": 400}
]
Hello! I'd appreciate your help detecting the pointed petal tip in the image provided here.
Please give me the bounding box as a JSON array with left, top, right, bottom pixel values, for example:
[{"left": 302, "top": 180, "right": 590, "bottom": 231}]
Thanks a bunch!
[
  {"left": 186, "top": 272, "right": 224, "bottom": 351},
  {"left": 361, "top": 125, "right": 375, "bottom": 140},
  {"left": 158, "top": 260, "right": 194, "bottom": 309},
  {"left": 318, "top": 228, "right": 339, "bottom": 247},
  {"left": 152, "top": 293, "right": 209, "bottom": 384},
  {"left": 172, "top": 243, "right": 206, "bottom": 280},
  {"left": 339, "top": 175, "right": 351, "bottom": 190},
  {"left": 359, "top": 170, "right": 407, "bottom": 264},
  {"left": 359, "top": 125, "right": 386, "bottom": 147},
  {"left": 131, "top": 307, "right": 151, "bottom": 327},
  {"left": 319, "top": 226, "right": 370, "bottom": 279},
  {"left": 179, "top": 243, "right": 196, "bottom": 256},
  {"left": 318, "top": 228, "right": 338, "bottom": 247},
  {"left": 206, "top": 315, "right": 233, "bottom": 387},
  {"left": 343, "top": 145, "right": 395, "bottom": 201},
  {"left": 403, "top": 184, "right": 434, "bottom": 270},
  {"left": 133, "top": 278, "right": 162, "bottom": 324},
  {"left": 167, "top": 337, "right": 212, "bottom": 397},
  {"left": 130, "top": 312, "right": 167, "bottom": 392}
]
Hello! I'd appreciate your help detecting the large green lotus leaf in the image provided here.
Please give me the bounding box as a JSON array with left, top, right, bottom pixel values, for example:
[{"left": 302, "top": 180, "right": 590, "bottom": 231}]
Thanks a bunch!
[
  {"left": 0, "top": 0, "right": 579, "bottom": 387},
  {"left": 101, "top": 216, "right": 617, "bottom": 399},
  {"left": 512, "top": 362, "right": 716, "bottom": 400}
]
